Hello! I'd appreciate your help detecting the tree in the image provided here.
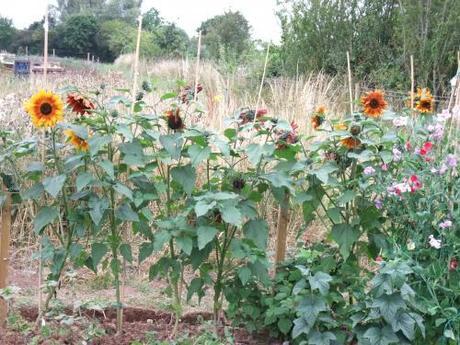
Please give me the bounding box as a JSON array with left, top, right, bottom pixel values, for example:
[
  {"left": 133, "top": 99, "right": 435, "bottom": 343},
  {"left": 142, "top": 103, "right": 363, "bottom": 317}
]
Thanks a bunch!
[
  {"left": 101, "top": 0, "right": 142, "bottom": 24},
  {"left": 143, "top": 7, "right": 163, "bottom": 32},
  {"left": 56, "top": 15, "right": 100, "bottom": 58},
  {"left": 154, "top": 23, "right": 189, "bottom": 58},
  {"left": 197, "top": 11, "right": 251, "bottom": 65},
  {"left": 0, "top": 17, "right": 16, "bottom": 51},
  {"left": 56, "top": 0, "right": 106, "bottom": 19}
]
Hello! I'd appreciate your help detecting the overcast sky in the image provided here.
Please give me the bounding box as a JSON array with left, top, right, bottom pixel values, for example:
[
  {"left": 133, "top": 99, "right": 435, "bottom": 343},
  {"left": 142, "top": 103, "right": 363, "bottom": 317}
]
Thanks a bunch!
[{"left": 0, "top": 0, "right": 282, "bottom": 43}]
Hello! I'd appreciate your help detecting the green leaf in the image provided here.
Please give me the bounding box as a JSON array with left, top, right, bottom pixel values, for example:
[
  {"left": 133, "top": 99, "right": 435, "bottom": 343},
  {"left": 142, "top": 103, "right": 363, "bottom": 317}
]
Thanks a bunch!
[
  {"left": 33, "top": 207, "right": 59, "bottom": 234},
  {"left": 43, "top": 175, "right": 66, "bottom": 198},
  {"left": 91, "top": 243, "right": 108, "bottom": 268},
  {"left": 277, "top": 318, "right": 292, "bottom": 335},
  {"left": 246, "top": 143, "right": 274, "bottom": 165},
  {"left": 120, "top": 243, "right": 133, "bottom": 263},
  {"left": 116, "top": 203, "right": 139, "bottom": 222},
  {"left": 331, "top": 223, "right": 360, "bottom": 260},
  {"left": 308, "top": 271, "right": 333, "bottom": 296},
  {"left": 171, "top": 165, "right": 196, "bottom": 195},
  {"left": 243, "top": 219, "right": 269, "bottom": 249},
  {"left": 138, "top": 242, "right": 153, "bottom": 263},
  {"left": 197, "top": 226, "right": 218, "bottom": 250},
  {"left": 26, "top": 161, "right": 44, "bottom": 173},
  {"left": 237, "top": 266, "right": 251, "bottom": 285},
  {"left": 160, "top": 134, "right": 183, "bottom": 160},
  {"left": 88, "top": 135, "right": 111, "bottom": 156},
  {"left": 188, "top": 144, "right": 211, "bottom": 167},
  {"left": 113, "top": 183, "right": 133, "bottom": 201},
  {"left": 372, "top": 293, "right": 406, "bottom": 323},
  {"left": 219, "top": 204, "right": 242, "bottom": 226},
  {"left": 391, "top": 311, "right": 415, "bottom": 340},
  {"left": 116, "top": 124, "right": 133, "bottom": 141},
  {"left": 297, "top": 295, "right": 326, "bottom": 325},
  {"left": 176, "top": 235, "right": 193, "bottom": 255},
  {"left": 120, "top": 141, "right": 146, "bottom": 166},
  {"left": 363, "top": 326, "right": 399, "bottom": 345},
  {"left": 160, "top": 92, "right": 177, "bottom": 100},
  {"left": 313, "top": 162, "right": 338, "bottom": 184},
  {"left": 224, "top": 128, "right": 236, "bottom": 140},
  {"left": 76, "top": 172, "right": 93, "bottom": 192},
  {"left": 308, "top": 331, "right": 336, "bottom": 345},
  {"left": 337, "top": 190, "right": 356, "bottom": 206},
  {"left": 88, "top": 196, "right": 109, "bottom": 225},
  {"left": 98, "top": 160, "right": 115, "bottom": 180},
  {"left": 21, "top": 183, "right": 44, "bottom": 201},
  {"left": 292, "top": 317, "right": 311, "bottom": 339}
]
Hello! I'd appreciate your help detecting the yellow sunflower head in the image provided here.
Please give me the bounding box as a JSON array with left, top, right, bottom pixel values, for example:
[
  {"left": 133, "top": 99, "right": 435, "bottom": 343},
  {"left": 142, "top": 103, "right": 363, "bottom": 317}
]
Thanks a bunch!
[
  {"left": 341, "top": 136, "right": 361, "bottom": 149},
  {"left": 24, "top": 90, "right": 64, "bottom": 128},
  {"left": 361, "top": 90, "right": 387, "bottom": 118},
  {"left": 334, "top": 123, "right": 348, "bottom": 131},
  {"left": 64, "top": 129, "right": 89, "bottom": 151}
]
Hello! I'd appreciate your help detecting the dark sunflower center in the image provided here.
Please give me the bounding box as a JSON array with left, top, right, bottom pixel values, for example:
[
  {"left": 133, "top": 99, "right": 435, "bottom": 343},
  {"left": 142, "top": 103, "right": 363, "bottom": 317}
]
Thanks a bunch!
[
  {"left": 369, "top": 99, "right": 379, "bottom": 108},
  {"left": 40, "top": 102, "right": 53, "bottom": 115},
  {"left": 421, "top": 100, "right": 431, "bottom": 108}
]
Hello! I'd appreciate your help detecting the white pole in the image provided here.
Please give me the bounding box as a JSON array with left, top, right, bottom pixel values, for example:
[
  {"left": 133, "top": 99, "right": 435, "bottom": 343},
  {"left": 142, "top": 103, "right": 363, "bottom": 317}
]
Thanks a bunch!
[
  {"left": 43, "top": 1, "right": 49, "bottom": 85},
  {"left": 193, "top": 31, "right": 202, "bottom": 102},
  {"left": 131, "top": 14, "right": 143, "bottom": 110}
]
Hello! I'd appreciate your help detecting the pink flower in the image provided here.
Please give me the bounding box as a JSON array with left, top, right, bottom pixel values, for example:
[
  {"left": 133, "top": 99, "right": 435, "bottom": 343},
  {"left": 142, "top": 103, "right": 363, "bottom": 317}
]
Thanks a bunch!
[
  {"left": 364, "top": 166, "right": 376, "bottom": 175},
  {"left": 436, "top": 109, "right": 451, "bottom": 122},
  {"left": 405, "top": 141, "right": 412, "bottom": 151},
  {"left": 445, "top": 154, "right": 457, "bottom": 168},
  {"left": 428, "top": 123, "right": 444, "bottom": 141},
  {"left": 420, "top": 142, "right": 433, "bottom": 156},
  {"left": 393, "top": 116, "right": 408, "bottom": 127},
  {"left": 381, "top": 163, "right": 389, "bottom": 171},
  {"left": 392, "top": 147, "right": 402, "bottom": 161},
  {"left": 408, "top": 175, "right": 422, "bottom": 192},
  {"left": 375, "top": 199, "right": 383, "bottom": 209},
  {"left": 439, "top": 219, "right": 452, "bottom": 229},
  {"left": 428, "top": 235, "right": 442, "bottom": 249},
  {"left": 450, "top": 258, "right": 458, "bottom": 271}
]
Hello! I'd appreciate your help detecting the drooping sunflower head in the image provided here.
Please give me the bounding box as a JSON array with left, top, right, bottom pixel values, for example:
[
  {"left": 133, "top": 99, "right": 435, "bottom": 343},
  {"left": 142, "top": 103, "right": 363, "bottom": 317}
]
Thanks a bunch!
[
  {"left": 165, "top": 109, "right": 184, "bottom": 131},
  {"left": 66, "top": 93, "right": 95, "bottom": 116},
  {"left": 64, "top": 130, "right": 89, "bottom": 151},
  {"left": 341, "top": 136, "right": 361, "bottom": 149},
  {"left": 361, "top": 90, "right": 387, "bottom": 118},
  {"left": 334, "top": 122, "right": 348, "bottom": 131},
  {"left": 24, "top": 90, "right": 64, "bottom": 128},
  {"left": 311, "top": 115, "right": 324, "bottom": 130},
  {"left": 316, "top": 105, "right": 327, "bottom": 115}
]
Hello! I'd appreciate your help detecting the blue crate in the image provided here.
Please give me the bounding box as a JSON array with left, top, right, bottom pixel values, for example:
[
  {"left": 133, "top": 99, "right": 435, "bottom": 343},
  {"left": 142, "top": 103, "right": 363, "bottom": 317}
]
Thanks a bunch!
[{"left": 14, "top": 59, "right": 30, "bottom": 76}]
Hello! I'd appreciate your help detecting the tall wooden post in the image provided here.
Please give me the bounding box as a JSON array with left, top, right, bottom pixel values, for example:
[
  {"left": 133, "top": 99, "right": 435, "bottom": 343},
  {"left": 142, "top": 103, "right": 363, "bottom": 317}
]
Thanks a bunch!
[
  {"left": 193, "top": 31, "right": 202, "bottom": 102},
  {"left": 0, "top": 190, "right": 11, "bottom": 327},
  {"left": 43, "top": 1, "right": 49, "bottom": 85},
  {"left": 131, "top": 14, "right": 143, "bottom": 111},
  {"left": 346, "top": 51, "right": 353, "bottom": 115},
  {"left": 275, "top": 193, "right": 290, "bottom": 264}
]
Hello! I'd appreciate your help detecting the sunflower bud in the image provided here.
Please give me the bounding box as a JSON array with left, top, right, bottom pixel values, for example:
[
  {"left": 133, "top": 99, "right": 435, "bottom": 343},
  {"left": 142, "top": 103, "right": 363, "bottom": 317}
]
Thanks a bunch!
[
  {"left": 142, "top": 80, "right": 152, "bottom": 92},
  {"left": 232, "top": 177, "right": 245, "bottom": 191},
  {"left": 136, "top": 92, "right": 144, "bottom": 101},
  {"left": 350, "top": 125, "right": 361, "bottom": 136}
]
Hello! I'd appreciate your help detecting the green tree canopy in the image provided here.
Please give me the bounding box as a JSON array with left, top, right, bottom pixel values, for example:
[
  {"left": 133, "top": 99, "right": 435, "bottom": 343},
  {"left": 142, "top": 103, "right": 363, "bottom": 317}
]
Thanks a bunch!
[{"left": 0, "top": 17, "right": 16, "bottom": 51}]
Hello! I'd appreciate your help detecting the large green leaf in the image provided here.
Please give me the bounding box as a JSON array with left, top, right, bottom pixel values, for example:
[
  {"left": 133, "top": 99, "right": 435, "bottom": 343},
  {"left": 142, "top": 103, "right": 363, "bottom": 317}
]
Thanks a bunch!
[
  {"left": 292, "top": 317, "right": 312, "bottom": 339},
  {"left": 313, "top": 162, "right": 338, "bottom": 184},
  {"left": 243, "top": 219, "right": 269, "bottom": 249},
  {"left": 120, "top": 141, "right": 146, "bottom": 166},
  {"left": 363, "top": 326, "right": 399, "bottom": 345},
  {"left": 160, "top": 134, "right": 183, "bottom": 160},
  {"left": 171, "top": 165, "right": 196, "bottom": 195},
  {"left": 91, "top": 242, "right": 108, "bottom": 269},
  {"left": 88, "top": 195, "right": 109, "bottom": 225},
  {"left": 176, "top": 235, "right": 193, "bottom": 255},
  {"left": 120, "top": 243, "right": 133, "bottom": 263},
  {"left": 188, "top": 144, "right": 211, "bottom": 167},
  {"left": 308, "top": 331, "right": 336, "bottom": 345},
  {"left": 308, "top": 271, "right": 333, "bottom": 296},
  {"left": 98, "top": 160, "right": 115, "bottom": 180},
  {"left": 76, "top": 172, "right": 93, "bottom": 192},
  {"left": 391, "top": 311, "right": 415, "bottom": 340},
  {"left": 43, "top": 175, "right": 66, "bottom": 198},
  {"left": 113, "top": 182, "right": 133, "bottom": 201},
  {"left": 331, "top": 223, "right": 360, "bottom": 260},
  {"left": 197, "top": 226, "right": 218, "bottom": 250},
  {"left": 372, "top": 293, "right": 406, "bottom": 323},
  {"left": 33, "top": 207, "right": 59, "bottom": 234},
  {"left": 88, "top": 135, "right": 111, "bottom": 156},
  {"left": 297, "top": 295, "right": 327, "bottom": 325},
  {"left": 116, "top": 203, "right": 139, "bottom": 222}
]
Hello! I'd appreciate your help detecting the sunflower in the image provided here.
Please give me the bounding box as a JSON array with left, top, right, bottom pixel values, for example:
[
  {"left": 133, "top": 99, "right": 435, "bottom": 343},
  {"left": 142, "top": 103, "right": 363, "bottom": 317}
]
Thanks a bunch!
[
  {"left": 64, "top": 130, "right": 89, "bottom": 151},
  {"left": 415, "top": 96, "right": 434, "bottom": 113},
  {"left": 341, "top": 137, "right": 361, "bottom": 149},
  {"left": 311, "top": 106, "right": 326, "bottom": 130},
  {"left": 166, "top": 109, "right": 184, "bottom": 130},
  {"left": 361, "top": 90, "right": 387, "bottom": 118},
  {"left": 67, "top": 93, "right": 95, "bottom": 115},
  {"left": 24, "top": 90, "right": 64, "bottom": 128}
]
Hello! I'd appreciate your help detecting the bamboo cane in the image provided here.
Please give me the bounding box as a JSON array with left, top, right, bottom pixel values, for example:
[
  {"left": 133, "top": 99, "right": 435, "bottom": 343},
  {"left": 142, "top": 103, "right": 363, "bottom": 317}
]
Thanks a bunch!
[
  {"left": 193, "top": 31, "right": 202, "bottom": 103},
  {"left": 131, "top": 14, "right": 143, "bottom": 112},
  {"left": 275, "top": 193, "right": 290, "bottom": 265},
  {"left": 410, "top": 55, "right": 415, "bottom": 117},
  {"left": 254, "top": 43, "right": 270, "bottom": 125},
  {"left": 43, "top": 1, "right": 49, "bottom": 86},
  {"left": 0, "top": 189, "right": 11, "bottom": 327},
  {"left": 346, "top": 51, "right": 353, "bottom": 116}
]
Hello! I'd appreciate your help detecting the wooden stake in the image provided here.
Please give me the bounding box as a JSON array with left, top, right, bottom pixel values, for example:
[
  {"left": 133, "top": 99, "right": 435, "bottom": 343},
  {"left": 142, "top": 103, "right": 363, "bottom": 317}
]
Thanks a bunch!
[
  {"left": 43, "top": 1, "right": 49, "bottom": 85},
  {"left": 131, "top": 14, "right": 143, "bottom": 111},
  {"left": 254, "top": 43, "right": 270, "bottom": 124},
  {"left": 25, "top": 46, "right": 28, "bottom": 56},
  {"left": 87, "top": 52, "right": 90, "bottom": 63},
  {"left": 0, "top": 189, "right": 11, "bottom": 327},
  {"left": 275, "top": 193, "right": 290, "bottom": 264},
  {"left": 346, "top": 51, "right": 353, "bottom": 115},
  {"left": 52, "top": 49, "right": 55, "bottom": 58},
  {"left": 410, "top": 55, "right": 415, "bottom": 115},
  {"left": 193, "top": 31, "right": 202, "bottom": 102}
]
